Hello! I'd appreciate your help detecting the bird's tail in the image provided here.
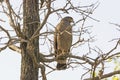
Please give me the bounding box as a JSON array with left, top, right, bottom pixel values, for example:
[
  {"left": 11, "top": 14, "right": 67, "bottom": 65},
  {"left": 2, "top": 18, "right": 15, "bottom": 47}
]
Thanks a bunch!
[
  {"left": 56, "top": 59, "right": 67, "bottom": 70},
  {"left": 56, "top": 63, "right": 67, "bottom": 70}
]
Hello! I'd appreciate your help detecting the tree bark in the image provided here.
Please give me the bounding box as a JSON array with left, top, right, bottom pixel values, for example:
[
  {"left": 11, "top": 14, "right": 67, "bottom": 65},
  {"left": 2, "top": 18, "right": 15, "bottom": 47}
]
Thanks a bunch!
[{"left": 20, "top": 0, "right": 40, "bottom": 80}]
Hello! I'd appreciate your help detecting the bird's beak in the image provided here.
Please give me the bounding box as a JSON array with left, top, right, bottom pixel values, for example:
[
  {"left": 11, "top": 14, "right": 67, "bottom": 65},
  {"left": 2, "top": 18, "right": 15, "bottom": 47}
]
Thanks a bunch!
[
  {"left": 70, "top": 20, "right": 75, "bottom": 26},
  {"left": 72, "top": 19, "right": 75, "bottom": 24},
  {"left": 72, "top": 20, "right": 75, "bottom": 24},
  {"left": 70, "top": 19, "right": 75, "bottom": 26}
]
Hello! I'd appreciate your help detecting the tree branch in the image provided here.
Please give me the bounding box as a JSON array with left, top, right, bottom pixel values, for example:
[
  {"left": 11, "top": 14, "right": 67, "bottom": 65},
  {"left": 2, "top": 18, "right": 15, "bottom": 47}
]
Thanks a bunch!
[
  {"left": 31, "top": 0, "right": 51, "bottom": 40},
  {"left": 38, "top": 64, "right": 47, "bottom": 80},
  {"left": 84, "top": 70, "right": 120, "bottom": 80}
]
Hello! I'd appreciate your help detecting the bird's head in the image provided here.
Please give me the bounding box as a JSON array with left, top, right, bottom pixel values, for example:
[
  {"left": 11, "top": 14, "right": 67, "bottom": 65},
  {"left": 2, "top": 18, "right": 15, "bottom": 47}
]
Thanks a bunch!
[{"left": 62, "top": 16, "right": 74, "bottom": 23}]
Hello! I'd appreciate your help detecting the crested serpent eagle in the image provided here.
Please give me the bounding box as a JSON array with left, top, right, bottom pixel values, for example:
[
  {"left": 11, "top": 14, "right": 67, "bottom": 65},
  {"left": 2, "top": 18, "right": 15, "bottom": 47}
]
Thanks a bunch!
[{"left": 54, "top": 16, "right": 73, "bottom": 70}]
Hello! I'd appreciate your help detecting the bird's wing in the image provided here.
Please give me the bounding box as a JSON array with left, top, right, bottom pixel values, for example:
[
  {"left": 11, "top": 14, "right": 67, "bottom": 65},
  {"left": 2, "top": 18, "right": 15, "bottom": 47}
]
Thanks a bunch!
[{"left": 54, "top": 26, "right": 58, "bottom": 55}]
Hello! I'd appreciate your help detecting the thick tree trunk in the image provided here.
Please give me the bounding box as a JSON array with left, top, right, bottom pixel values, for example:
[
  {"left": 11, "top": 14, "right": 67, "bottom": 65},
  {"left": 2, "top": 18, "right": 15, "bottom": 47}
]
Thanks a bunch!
[{"left": 20, "top": 0, "right": 40, "bottom": 80}]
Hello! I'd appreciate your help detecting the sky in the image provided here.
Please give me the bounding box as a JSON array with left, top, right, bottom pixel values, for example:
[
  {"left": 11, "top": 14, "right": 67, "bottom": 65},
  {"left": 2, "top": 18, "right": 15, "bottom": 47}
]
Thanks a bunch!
[{"left": 0, "top": 0, "right": 120, "bottom": 80}]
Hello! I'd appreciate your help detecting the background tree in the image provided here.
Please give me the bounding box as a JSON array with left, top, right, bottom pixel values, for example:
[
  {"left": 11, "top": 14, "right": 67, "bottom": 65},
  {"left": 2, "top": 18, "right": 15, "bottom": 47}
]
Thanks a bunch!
[{"left": 0, "top": 0, "right": 120, "bottom": 80}]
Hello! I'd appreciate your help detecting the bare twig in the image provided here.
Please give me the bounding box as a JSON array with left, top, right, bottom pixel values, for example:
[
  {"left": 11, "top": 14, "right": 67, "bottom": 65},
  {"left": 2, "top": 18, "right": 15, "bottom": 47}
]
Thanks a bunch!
[
  {"left": 84, "top": 70, "right": 120, "bottom": 80},
  {"left": 38, "top": 64, "right": 47, "bottom": 80}
]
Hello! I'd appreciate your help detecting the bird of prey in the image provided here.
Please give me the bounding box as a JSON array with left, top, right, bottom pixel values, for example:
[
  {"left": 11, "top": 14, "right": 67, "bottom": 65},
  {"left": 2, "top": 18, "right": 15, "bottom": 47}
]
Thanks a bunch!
[{"left": 54, "top": 16, "right": 73, "bottom": 70}]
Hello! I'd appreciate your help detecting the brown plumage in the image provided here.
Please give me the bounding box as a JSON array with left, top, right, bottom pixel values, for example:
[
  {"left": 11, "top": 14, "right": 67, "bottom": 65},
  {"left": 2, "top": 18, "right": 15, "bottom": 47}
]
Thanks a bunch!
[{"left": 54, "top": 16, "right": 73, "bottom": 70}]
